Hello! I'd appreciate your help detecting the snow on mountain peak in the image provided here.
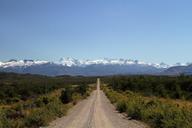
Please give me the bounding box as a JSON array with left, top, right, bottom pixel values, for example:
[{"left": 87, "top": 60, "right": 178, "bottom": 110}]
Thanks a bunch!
[
  {"left": 58, "top": 58, "right": 135, "bottom": 67},
  {"left": 58, "top": 57, "right": 170, "bottom": 68},
  {"left": 173, "top": 63, "right": 187, "bottom": 67},
  {"left": 0, "top": 57, "right": 180, "bottom": 69},
  {"left": 59, "top": 57, "right": 80, "bottom": 67},
  {"left": 0, "top": 59, "right": 49, "bottom": 68}
]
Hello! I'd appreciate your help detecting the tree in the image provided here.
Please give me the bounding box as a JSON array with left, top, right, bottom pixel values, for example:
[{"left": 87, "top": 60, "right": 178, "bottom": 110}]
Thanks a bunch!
[
  {"left": 77, "top": 85, "right": 88, "bottom": 96},
  {"left": 60, "top": 88, "right": 73, "bottom": 104}
]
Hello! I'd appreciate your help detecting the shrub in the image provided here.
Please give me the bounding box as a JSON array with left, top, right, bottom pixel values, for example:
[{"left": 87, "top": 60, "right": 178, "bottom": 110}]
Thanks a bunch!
[
  {"left": 25, "top": 109, "right": 48, "bottom": 128},
  {"left": 117, "top": 100, "right": 127, "bottom": 113},
  {"left": 0, "top": 108, "right": 18, "bottom": 128},
  {"left": 60, "top": 88, "right": 73, "bottom": 104},
  {"left": 72, "top": 93, "right": 82, "bottom": 105},
  {"left": 0, "top": 109, "right": 4, "bottom": 128},
  {"left": 34, "top": 98, "right": 45, "bottom": 107},
  {"left": 45, "top": 100, "right": 69, "bottom": 118},
  {"left": 42, "top": 97, "right": 50, "bottom": 105},
  {"left": 104, "top": 87, "right": 192, "bottom": 128},
  {"left": 25, "top": 100, "right": 69, "bottom": 128},
  {"left": 76, "top": 85, "right": 88, "bottom": 96}
]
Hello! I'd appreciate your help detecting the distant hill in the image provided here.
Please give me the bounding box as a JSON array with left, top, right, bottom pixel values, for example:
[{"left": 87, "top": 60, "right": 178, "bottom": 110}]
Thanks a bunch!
[
  {"left": 0, "top": 58, "right": 191, "bottom": 76},
  {"left": 163, "top": 64, "right": 192, "bottom": 75}
]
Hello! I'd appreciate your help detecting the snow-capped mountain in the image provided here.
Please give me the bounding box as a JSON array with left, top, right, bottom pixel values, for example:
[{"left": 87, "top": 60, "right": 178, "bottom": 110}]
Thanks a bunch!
[
  {"left": 0, "top": 57, "right": 190, "bottom": 76},
  {"left": 57, "top": 57, "right": 170, "bottom": 69},
  {"left": 58, "top": 58, "right": 81, "bottom": 67},
  {"left": 0, "top": 59, "right": 49, "bottom": 68},
  {"left": 162, "top": 64, "right": 192, "bottom": 75}
]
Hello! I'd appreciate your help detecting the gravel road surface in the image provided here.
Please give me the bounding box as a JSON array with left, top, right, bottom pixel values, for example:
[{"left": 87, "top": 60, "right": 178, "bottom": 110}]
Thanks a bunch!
[{"left": 47, "top": 79, "right": 148, "bottom": 128}]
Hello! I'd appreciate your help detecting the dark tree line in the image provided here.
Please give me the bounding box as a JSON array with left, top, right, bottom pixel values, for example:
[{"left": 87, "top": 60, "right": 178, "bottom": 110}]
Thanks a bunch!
[{"left": 107, "top": 75, "right": 192, "bottom": 100}]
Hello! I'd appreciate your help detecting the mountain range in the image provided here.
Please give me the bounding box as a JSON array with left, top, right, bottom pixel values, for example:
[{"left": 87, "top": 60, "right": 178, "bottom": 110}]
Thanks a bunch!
[{"left": 0, "top": 58, "right": 191, "bottom": 76}]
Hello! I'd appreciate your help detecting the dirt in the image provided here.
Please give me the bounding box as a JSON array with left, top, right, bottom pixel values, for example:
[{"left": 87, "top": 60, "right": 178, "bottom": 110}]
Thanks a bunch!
[{"left": 47, "top": 79, "right": 148, "bottom": 128}]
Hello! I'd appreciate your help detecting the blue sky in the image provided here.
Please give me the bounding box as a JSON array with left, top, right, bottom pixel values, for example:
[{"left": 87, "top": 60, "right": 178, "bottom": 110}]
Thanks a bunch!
[{"left": 0, "top": 0, "right": 192, "bottom": 64}]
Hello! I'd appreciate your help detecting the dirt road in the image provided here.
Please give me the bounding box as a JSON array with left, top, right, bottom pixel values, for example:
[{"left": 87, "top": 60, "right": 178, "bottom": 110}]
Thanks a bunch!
[{"left": 47, "top": 78, "right": 148, "bottom": 128}]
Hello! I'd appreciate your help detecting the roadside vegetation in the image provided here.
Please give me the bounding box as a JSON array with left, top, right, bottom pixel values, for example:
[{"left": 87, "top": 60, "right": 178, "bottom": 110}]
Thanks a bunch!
[
  {"left": 103, "top": 75, "right": 192, "bottom": 128},
  {"left": 103, "top": 75, "right": 192, "bottom": 100},
  {"left": 0, "top": 73, "right": 95, "bottom": 128},
  {"left": 104, "top": 87, "right": 192, "bottom": 128}
]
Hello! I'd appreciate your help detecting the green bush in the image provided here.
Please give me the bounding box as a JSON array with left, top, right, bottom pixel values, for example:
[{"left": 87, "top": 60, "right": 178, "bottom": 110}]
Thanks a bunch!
[
  {"left": 104, "top": 87, "right": 192, "bottom": 128},
  {"left": 60, "top": 88, "right": 73, "bottom": 104},
  {"left": 0, "top": 108, "right": 24, "bottom": 128},
  {"left": 45, "top": 100, "right": 69, "bottom": 118},
  {"left": 117, "top": 100, "right": 127, "bottom": 113},
  {"left": 24, "top": 100, "right": 69, "bottom": 128},
  {"left": 72, "top": 93, "right": 82, "bottom": 105},
  {"left": 0, "top": 109, "right": 5, "bottom": 128},
  {"left": 25, "top": 109, "right": 48, "bottom": 128},
  {"left": 76, "top": 84, "right": 88, "bottom": 96}
]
